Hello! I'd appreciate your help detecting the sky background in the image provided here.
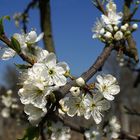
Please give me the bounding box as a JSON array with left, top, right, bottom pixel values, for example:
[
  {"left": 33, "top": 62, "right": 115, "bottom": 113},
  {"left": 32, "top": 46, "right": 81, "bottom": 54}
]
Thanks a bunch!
[{"left": 0, "top": 0, "right": 140, "bottom": 86}]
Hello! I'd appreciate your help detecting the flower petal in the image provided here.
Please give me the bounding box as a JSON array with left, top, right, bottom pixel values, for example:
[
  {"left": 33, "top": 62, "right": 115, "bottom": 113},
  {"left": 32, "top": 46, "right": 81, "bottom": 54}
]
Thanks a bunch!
[{"left": 0, "top": 47, "right": 16, "bottom": 60}]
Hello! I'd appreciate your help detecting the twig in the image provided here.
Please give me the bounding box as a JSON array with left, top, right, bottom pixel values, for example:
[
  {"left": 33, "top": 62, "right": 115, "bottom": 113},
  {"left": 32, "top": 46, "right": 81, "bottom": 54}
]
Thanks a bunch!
[
  {"left": 0, "top": 34, "right": 35, "bottom": 65},
  {"left": 58, "top": 44, "right": 114, "bottom": 97},
  {"left": 95, "top": 0, "right": 107, "bottom": 15},
  {"left": 22, "top": 0, "right": 38, "bottom": 33}
]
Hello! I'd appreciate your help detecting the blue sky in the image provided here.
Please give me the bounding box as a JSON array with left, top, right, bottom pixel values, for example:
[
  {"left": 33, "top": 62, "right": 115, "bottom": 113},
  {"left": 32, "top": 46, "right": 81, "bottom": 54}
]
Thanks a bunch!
[{"left": 0, "top": 0, "right": 140, "bottom": 86}]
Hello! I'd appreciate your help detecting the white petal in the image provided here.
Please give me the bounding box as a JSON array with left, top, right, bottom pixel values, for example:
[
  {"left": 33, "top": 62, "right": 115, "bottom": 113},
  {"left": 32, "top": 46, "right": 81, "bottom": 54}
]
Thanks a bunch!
[
  {"left": 103, "top": 92, "right": 114, "bottom": 101},
  {"left": 26, "top": 31, "right": 37, "bottom": 43},
  {"left": 96, "top": 75, "right": 104, "bottom": 85},
  {"left": 92, "top": 109, "right": 102, "bottom": 124},
  {"left": 108, "top": 85, "right": 120, "bottom": 95},
  {"left": 35, "top": 32, "right": 44, "bottom": 42},
  {"left": 57, "top": 62, "right": 70, "bottom": 72},
  {"left": 0, "top": 47, "right": 16, "bottom": 60},
  {"left": 104, "top": 74, "right": 116, "bottom": 86},
  {"left": 36, "top": 48, "right": 49, "bottom": 62},
  {"left": 53, "top": 74, "right": 67, "bottom": 86},
  {"left": 96, "top": 99, "right": 110, "bottom": 111},
  {"left": 13, "top": 33, "right": 26, "bottom": 46},
  {"left": 67, "top": 106, "right": 77, "bottom": 117},
  {"left": 93, "top": 93, "right": 103, "bottom": 103},
  {"left": 84, "top": 110, "right": 91, "bottom": 119},
  {"left": 45, "top": 53, "right": 56, "bottom": 67}
]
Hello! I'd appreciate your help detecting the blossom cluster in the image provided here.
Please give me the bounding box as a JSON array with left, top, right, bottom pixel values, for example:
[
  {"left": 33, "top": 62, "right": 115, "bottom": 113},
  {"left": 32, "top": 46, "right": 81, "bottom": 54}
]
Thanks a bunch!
[
  {"left": 84, "top": 116, "right": 121, "bottom": 140},
  {"left": 0, "top": 30, "right": 69, "bottom": 125},
  {"left": 1, "top": 90, "right": 19, "bottom": 118},
  {"left": 92, "top": 0, "right": 138, "bottom": 43},
  {"left": 18, "top": 47, "right": 69, "bottom": 125},
  {"left": 59, "top": 74, "right": 120, "bottom": 124},
  {"left": 45, "top": 121, "right": 71, "bottom": 140}
]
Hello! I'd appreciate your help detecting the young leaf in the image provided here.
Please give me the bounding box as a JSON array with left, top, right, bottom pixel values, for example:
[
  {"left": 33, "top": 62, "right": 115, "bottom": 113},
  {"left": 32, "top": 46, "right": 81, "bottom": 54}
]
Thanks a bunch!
[
  {"left": 0, "top": 16, "right": 10, "bottom": 35},
  {"left": 11, "top": 37, "right": 21, "bottom": 53},
  {"left": 17, "top": 126, "right": 39, "bottom": 140}
]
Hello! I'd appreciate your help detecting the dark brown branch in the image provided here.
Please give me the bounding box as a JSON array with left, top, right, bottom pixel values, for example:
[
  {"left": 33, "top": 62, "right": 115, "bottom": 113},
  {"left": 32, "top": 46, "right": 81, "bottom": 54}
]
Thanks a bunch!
[
  {"left": 39, "top": 0, "right": 55, "bottom": 53},
  {"left": 58, "top": 44, "right": 114, "bottom": 98}
]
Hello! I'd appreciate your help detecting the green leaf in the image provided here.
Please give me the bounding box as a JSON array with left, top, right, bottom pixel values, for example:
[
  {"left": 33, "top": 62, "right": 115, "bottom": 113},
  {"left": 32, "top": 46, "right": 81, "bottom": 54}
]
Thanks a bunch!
[
  {"left": 15, "top": 63, "right": 32, "bottom": 70},
  {"left": 17, "top": 126, "right": 39, "bottom": 140},
  {"left": 0, "top": 16, "right": 10, "bottom": 35},
  {"left": 11, "top": 37, "right": 21, "bottom": 53}
]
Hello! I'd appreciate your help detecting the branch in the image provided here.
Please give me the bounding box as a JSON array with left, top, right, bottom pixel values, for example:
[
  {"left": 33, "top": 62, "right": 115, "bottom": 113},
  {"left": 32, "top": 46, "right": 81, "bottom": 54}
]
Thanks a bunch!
[
  {"left": 123, "top": 0, "right": 139, "bottom": 62},
  {"left": 58, "top": 44, "right": 114, "bottom": 98},
  {"left": 119, "top": 131, "right": 140, "bottom": 140},
  {"left": 39, "top": 0, "right": 55, "bottom": 53},
  {"left": 95, "top": 0, "right": 107, "bottom": 15},
  {"left": 124, "top": 106, "right": 140, "bottom": 116},
  {"left": 0, "top": 34, "right": 35, "bottom": 65}
]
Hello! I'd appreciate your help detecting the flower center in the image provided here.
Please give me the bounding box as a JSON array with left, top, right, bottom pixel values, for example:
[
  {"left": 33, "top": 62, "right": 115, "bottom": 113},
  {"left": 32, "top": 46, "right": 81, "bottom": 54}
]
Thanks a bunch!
[{"left": 48, "top": 69, "right": 55, "bottom": 75}]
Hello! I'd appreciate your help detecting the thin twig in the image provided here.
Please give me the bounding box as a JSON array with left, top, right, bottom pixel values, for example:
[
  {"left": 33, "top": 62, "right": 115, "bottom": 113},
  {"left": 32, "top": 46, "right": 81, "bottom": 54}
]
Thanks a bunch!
[
  {"left": 0, "top": 34, "right": 35, "bottom": 64},
  {"left": 95, "top": 0, "right": 107, "bottom": 15}
]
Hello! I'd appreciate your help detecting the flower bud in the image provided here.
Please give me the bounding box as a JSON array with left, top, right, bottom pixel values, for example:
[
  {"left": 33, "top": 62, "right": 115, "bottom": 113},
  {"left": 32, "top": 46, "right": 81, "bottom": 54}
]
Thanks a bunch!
[
  {"left": 121, "top": 25, "right": 127, "bottom": 31},
  {"left": 7, "top": 90, "right": 12, "bottom": 95},
  {"left": 114, "top": 26, "right": 118, "bottom": 31},
  {"left": 114, "top": 31, "right": 123, "bottom": 41},
  {"left": 70, "top": 86, "right": 80, "bottom": 96},
  {"left": 104, "top": 32, "right": 112, "bottom": 39},
  {"left": 99, "top": 28, "right": 105, "bottom": 35},
  {"left": 106, "top": 25, "right": 113, "bottom": 32},
  {"left": 132, "top": 23, "right": 138, "bottom": 30},
  {"left": 124, "top": 23, "right": 129, "bottom": 28},
  {"left": 76, "top": 77, "right": 85, "bottom": 87}
]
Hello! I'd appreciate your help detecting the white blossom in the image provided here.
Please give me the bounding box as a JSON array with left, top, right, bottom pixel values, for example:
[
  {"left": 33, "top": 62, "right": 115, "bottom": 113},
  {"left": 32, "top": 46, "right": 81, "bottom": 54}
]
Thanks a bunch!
[
  {"left": 70, "top": 86, "right": 81, "bottom": 96},
  {"left": 84, "top": 127, "right": 101, "bottom": 140},
  {"left": 18, "top": 81, "right": 55, "bottom": 108},
  {"left": 101, "top": 12, "right": 123, "bottom": 25},
  {"left": 13, "top": 30, "right": 44, "bottom": 47},
  {"left": 104, "top": 116, "right": 121, "bottom": 139},
  {"left": 83, "top": 94, "right": 110, "bottom": 124},
  {"left": 95, "top": 74, "right": 120, "bottom": 101},
  {"left": 46, "top": 121, "right": 71, "bottom": 140},
  {"left": 1, "top": 90, "right": 19, "bottom": 118},
  {"left": 76, "top": 77, "right": 85, "bottom": 87},
  {"left": 42, "top": 53, "right": 69, "bottom": 86},
  {"left": 25, "top": 31, "right": 44, "bottom": 44},
  {"left": 59, "top": 94, "right": 86, "bottom": 117},
  {"left": 24, "top": 104, "right": 47, "bottom": 126},
  {"left": 102, "top": 0, "right": 123, "bottom": 25}
]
